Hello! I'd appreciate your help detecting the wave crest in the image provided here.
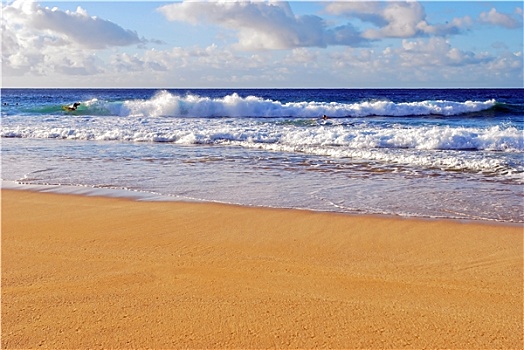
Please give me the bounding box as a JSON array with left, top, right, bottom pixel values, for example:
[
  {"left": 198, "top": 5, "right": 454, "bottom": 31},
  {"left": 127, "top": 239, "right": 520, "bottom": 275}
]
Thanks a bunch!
[{"left": 80, "top": 91, "right": 497, "bottom": 118}]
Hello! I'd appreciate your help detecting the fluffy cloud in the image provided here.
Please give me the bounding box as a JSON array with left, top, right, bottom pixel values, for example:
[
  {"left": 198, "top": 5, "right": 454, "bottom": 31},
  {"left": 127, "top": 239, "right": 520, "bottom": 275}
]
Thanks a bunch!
[
  {"left": 4, "top": 0, "right": 144, "bottom": 48},
  {"left": 479, "top": 7, "right": 523, "bottom": 29},
  {"left": 111, "top": 45, "right": 291, "bottom": 87},
  {"left": 157, "top": 1, "right": 476, "bottom": 51},
  {"left": 324, "top": 2, "right": 385, "bottom": 26},
  {"left": 106, "top": 40, "right": 522, "bottom": 87},
  {"left": 157, "top": 1, "right": 364, "bottom": 50},
  {"left": 325, "top": 1, "right": 471, "bottom": 39},
  {"left": 2, "top": 0, "right": 145, "bottom": 76},
  {"left": 397, "top": 38, "right": 492, "bottom": 67},
  {"left": 329, "top": 37, "right": 522, "bottom": 86}
]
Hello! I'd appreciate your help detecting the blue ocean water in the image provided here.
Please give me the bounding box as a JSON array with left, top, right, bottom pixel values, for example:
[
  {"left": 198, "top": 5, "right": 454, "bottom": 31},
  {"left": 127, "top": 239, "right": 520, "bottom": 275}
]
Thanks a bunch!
[{"left": 1, "top": 88, "right": 523, "bottom": 222}]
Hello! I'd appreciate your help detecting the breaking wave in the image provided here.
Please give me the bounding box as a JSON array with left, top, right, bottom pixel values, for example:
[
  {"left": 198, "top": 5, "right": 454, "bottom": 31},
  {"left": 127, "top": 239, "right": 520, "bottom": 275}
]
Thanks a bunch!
[
  {"left": 117, "top": 90, "right": 498, "bottom": 118},
  {"left": 3, "top": 119, "right": 521, "bottom": 151},
  {"left": 14, "top": 90, "right": 499, "bottom": 118},
  {"left": 2, "top": 117, "right": 522, "bottom": 177}
]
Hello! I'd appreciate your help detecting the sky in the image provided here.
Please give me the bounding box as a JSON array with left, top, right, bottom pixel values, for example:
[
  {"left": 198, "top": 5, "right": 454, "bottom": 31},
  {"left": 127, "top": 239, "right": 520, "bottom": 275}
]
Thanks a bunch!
[{"left": 2, "top": 0, "right": 523, "bottom": 88}]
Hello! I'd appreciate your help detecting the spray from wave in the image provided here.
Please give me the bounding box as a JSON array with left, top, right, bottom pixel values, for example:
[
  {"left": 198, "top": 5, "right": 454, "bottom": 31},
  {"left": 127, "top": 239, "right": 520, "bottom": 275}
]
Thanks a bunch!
[{"left": 74, "top": 90, "right": 498, "bottom": 118}]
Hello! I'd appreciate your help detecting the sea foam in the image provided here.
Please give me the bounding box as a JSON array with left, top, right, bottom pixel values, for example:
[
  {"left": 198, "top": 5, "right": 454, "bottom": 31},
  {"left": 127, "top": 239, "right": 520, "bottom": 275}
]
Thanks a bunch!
[
  {"left": 2, "top": 118, "right": 520, "bottom": 151},
  {"left": 79, "top": 91, "right": 497, "bottom": 118},
  {"left": 2, "top": 114, "right": 522, "bottom": 177}
]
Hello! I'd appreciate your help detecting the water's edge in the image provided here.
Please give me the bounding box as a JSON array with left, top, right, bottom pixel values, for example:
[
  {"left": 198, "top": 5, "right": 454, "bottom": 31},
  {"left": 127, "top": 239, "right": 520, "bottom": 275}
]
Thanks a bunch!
[{"left": 3, "top": 180, "right": 520, "bottom": 227}]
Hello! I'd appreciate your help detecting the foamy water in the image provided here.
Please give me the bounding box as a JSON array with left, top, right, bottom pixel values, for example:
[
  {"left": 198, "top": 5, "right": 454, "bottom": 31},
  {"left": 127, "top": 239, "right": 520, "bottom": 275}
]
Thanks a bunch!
[{"left": 2, "top": 88, "right": 523, "bottom": 222}]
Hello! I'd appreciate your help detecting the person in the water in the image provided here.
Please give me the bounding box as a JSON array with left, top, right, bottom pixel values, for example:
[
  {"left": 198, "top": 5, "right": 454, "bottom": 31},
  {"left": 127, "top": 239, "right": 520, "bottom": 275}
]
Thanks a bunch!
[{"left": 63, "top": 102, "right": 81, "bottom": 111}]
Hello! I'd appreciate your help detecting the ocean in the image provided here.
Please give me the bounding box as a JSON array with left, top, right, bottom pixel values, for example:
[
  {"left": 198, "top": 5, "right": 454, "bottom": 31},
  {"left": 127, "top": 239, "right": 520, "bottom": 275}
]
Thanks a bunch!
[{"left": 1, "top": 88, "right": 523, "bottom": 223}]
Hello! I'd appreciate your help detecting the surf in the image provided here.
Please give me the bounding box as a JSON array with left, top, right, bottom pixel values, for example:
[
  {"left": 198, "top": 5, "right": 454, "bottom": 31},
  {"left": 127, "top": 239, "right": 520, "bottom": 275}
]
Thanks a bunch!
[
  {"left": 9, "top": 90, "right": 500, "bottom": 119},
  {"left": 118, "top": 90, "right": 499, "bottom": 118}
]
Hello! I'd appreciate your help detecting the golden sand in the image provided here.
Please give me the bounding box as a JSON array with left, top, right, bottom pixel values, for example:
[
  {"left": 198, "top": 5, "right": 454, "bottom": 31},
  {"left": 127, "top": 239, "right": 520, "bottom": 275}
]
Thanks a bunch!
[{"left": 2, "top": 189, "right": 522, "bottom": 349}]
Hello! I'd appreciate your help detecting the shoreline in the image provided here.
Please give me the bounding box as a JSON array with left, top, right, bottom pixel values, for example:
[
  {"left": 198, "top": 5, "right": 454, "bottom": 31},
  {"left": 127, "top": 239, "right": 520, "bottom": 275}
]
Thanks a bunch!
[
  {"left": 2, "top": 181, "right": 522, "bottom": 226},
  {"left": 2, "top": 189, "right": 523, "bottom": 349}
]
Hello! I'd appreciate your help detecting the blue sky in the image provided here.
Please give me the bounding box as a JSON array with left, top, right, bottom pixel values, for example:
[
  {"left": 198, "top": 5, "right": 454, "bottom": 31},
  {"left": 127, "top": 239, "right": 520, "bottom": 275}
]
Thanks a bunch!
[{"left": 2, "top": 0, "right": 523, "bottom": 88}]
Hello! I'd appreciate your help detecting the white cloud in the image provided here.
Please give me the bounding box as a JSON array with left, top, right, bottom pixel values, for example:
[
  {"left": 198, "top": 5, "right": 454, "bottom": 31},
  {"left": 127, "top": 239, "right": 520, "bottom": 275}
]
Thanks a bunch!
[
  {"left": 282, "top": 48, "right": 319, "bottom": 68},
  {"left": 325, "top": 1, "right": 471, "bottom": 39},
  {"left": 101, "top": 39, "right": 524, "bottom": 87},
  {"left": 479, "top": 7, "right": 523, "bottom": 29},
  {"left": 2, "top": 0, "right": 146, "bottom": 76},
  {"left": 485, "top": 51, "right": 523, "bottom": 73},
  {"left": 157, "top": 1, "right": 364, "bottom": 50},
  {"left": 397, "top": 38, "right": 491, "bottom": 67},
  {"left": 328, "top": 37, "right": 522, "bottom": 87},
  {"left": 3, "top": 0, "right": 144, "bottom": 49},
  {"left": 324, "top": 2, "right": 385, "bottom": 26},
  {"left": 364, "top": 1, "right": 426, "bottom": 38}
]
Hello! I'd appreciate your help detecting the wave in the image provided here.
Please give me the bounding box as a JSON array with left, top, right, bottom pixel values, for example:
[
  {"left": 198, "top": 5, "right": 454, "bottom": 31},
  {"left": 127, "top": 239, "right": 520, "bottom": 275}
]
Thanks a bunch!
[
  {"left": 5, "top": 105, "right": 523, "bottom": 148},
  {"left": 120, "top": 91, "right": 499, "bottom": 118},
  {"left": 2, "top": 117, "right": 522, "bottom": 175},
  {"left": 13, "top": 90, "right": 500, "bottom": 118},
  {"left": 10, "top": 99, "right": 116, "bottom": 117},
  {"left": 3, "top": 119, "right": 521, "bottom": 151},
  {"left": 492, "top": 101, "right": 524, "bottom": 115},
  {"left": 3, "top": 130, "right": 521, "bottom": 179}
]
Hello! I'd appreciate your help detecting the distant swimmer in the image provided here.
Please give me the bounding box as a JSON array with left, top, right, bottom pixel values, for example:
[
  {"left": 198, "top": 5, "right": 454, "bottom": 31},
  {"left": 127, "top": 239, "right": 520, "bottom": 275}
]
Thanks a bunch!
[
  {"left": 322, "top": 114, "right": 329, "bottom": 120},
  {"left": 62, "top": 102, "right": 81, "bottom": 111}
]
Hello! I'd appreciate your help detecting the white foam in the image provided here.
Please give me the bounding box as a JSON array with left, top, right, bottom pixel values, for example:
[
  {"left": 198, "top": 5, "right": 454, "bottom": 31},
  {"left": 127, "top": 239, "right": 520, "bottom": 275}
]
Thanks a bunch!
[
  {"left": 73, "top": 91, "right": 497, "bottom": 118},
  {"left": 2, "top": 117, "right": 521, "bottom": 150},
  {"left": 1, "top": 92, "right": 521, "bottom": 178}
]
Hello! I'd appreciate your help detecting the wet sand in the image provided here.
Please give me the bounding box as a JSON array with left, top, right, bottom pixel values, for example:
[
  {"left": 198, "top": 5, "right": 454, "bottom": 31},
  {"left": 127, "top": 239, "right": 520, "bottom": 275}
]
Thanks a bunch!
[{"left": 2, "top": 189, "right": 522, "bottom": 349}]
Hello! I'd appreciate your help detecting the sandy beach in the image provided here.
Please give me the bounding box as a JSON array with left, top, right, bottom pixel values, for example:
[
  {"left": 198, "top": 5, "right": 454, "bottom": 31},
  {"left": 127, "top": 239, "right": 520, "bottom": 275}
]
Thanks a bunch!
[{"left": 2, "top": 189, "right": 522, "bottom": 349}]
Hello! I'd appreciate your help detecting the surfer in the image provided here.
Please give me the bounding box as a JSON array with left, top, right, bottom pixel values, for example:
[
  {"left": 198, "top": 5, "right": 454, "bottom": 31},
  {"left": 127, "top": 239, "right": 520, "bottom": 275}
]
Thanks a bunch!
[
  {"left": 322, "top": 114, "right": 329, "bottom": 120},
  {"left": 63, "top": 102, "right": 81, "bottom": 111}
]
